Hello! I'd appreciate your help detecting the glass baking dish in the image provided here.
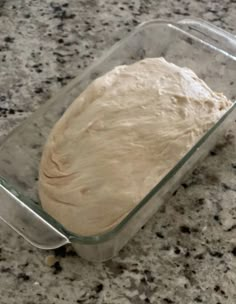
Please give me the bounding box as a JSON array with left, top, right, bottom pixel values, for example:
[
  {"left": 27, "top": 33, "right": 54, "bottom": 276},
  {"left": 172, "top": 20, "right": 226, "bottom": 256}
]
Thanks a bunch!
[{"left": 0, "top": 19, "right": 235, "bottom": 262}]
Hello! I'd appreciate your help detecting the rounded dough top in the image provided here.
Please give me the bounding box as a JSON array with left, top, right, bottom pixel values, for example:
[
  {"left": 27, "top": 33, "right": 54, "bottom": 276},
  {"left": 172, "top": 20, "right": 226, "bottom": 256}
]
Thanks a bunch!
[{"left": 39, "top": 58, "right": 231, "bottom": 236}]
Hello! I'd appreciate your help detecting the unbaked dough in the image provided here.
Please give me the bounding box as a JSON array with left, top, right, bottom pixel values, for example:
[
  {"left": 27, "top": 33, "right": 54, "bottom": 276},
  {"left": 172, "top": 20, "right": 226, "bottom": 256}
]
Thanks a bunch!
[{"left": 39, "top": 58, "right": 231, "bottom": 236}]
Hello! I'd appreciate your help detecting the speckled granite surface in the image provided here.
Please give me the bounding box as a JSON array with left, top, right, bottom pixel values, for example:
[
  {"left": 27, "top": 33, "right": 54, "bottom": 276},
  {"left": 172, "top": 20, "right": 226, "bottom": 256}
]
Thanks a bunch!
[{"left": 0, "top": 0, "right": 235, "bottom": 303}]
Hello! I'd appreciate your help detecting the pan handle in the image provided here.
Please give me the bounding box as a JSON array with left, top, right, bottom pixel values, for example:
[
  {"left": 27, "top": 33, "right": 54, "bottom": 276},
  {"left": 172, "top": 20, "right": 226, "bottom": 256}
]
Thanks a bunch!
[
  {"left": 0, "top": 183, "right": 69, "bottom": 249},
  {"left": 178, "top": 18, "right": 236, "bottom": 57}
]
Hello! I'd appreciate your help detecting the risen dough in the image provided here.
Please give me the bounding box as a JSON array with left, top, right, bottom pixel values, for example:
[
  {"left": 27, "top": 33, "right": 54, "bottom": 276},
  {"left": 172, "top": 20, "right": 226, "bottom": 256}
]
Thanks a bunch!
[{"left": 39, "top": 58, "right": 231, "bottom": 236}]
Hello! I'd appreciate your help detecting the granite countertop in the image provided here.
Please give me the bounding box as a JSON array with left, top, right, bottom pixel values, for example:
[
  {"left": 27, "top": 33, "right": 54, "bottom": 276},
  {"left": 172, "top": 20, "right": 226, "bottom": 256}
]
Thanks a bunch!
[{"left": 0, "top": 0, "right": 236, "bottom": 303}]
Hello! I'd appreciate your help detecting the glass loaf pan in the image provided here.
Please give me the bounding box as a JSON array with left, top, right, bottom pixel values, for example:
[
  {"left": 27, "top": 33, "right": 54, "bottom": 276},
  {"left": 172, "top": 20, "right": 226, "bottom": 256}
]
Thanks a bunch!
[{"left": 0, "top": 19, "right": 235, "bottom": 262}]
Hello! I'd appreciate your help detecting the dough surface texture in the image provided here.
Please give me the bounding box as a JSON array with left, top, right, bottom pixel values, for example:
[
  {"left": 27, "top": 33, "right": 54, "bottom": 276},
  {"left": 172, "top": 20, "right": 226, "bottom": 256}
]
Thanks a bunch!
[{"left": 39, "top": 58, "right": 231, "bottom": 236}]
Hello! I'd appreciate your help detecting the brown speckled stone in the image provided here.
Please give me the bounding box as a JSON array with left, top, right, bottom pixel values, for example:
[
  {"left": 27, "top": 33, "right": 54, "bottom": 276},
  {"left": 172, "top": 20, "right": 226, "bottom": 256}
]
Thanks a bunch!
[{"left": 0, "top": 0, "right": 235, "bottom": 304}]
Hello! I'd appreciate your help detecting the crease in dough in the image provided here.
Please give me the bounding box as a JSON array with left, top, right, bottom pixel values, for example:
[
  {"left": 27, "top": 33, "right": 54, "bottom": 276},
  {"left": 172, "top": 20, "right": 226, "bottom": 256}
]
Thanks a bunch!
[{"left": 39, "top": 57, "right": 232, "bottom": 236}]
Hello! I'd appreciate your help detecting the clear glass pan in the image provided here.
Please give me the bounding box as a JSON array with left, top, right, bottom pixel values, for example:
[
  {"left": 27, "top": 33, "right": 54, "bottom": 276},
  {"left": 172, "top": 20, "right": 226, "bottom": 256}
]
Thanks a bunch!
[{"left": 0, "top": 19, "right": 235, "bottom": 261}]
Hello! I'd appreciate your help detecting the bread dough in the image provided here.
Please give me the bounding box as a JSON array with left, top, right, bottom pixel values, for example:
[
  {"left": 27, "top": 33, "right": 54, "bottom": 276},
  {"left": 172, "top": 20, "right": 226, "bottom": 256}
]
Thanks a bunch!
[{"left": 39, "top": 58, "right": 231, "bottom": 236}]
